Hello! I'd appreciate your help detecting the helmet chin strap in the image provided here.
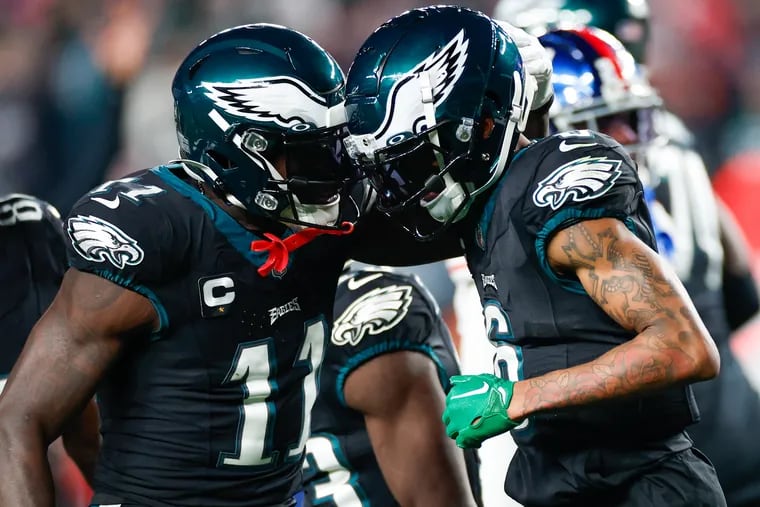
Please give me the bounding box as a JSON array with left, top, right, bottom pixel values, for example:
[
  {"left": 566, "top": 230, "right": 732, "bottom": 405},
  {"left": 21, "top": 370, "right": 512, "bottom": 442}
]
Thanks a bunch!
[{"left": 421, "top": 172, "right": 467, "bottom": 223}]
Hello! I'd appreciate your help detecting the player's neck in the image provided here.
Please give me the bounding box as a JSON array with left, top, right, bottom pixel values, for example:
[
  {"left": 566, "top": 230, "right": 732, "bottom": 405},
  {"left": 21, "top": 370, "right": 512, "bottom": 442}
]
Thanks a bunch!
[{"left": 515, "top": 134, "right": 531, "bottom": 150}]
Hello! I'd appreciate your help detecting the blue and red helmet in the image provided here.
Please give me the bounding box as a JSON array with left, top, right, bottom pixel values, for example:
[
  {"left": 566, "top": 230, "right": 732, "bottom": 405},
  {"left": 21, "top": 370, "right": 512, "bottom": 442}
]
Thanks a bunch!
[{"left": 539, "top": 27, "right": 661, "bottom": 144}]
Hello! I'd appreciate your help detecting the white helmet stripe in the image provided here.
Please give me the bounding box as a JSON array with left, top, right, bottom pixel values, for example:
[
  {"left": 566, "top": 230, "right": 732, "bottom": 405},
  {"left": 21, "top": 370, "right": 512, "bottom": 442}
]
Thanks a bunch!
[{"left": 419, "top": 70, "right": 446, "bottom": 169}]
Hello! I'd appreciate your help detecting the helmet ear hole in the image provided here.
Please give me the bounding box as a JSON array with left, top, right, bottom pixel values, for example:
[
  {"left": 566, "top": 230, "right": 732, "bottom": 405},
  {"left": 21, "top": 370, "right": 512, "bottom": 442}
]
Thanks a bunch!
[
  {"left": 478, "top": 95, "right": 502, "bottom": 141},
  {"left": 481, "top": 117, "right": 496, "bottom": 140}
]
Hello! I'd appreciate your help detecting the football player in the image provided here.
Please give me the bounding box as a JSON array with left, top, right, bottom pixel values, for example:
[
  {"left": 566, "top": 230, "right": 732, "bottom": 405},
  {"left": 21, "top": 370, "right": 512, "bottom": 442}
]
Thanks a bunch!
[
  {"left": 303, "top": 264, "right": 481, "bottom": 506},
  {"left": 0, "top": 25, "right": 460, "bottom": 506},
  {"left": 343, "top": 6, "right": 725, "bottom": 506},
  {"left": 540, "top": 26, "right": 760, "bottom": 506},
  {"left": 0, "top": 193, "right": 99, "bottom": 505}
]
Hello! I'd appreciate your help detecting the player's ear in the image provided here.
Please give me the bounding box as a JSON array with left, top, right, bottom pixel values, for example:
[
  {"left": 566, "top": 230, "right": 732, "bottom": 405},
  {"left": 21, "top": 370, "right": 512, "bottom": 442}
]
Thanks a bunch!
[{"left": 481, "top": 116, "right": 495, "bottom": 140}]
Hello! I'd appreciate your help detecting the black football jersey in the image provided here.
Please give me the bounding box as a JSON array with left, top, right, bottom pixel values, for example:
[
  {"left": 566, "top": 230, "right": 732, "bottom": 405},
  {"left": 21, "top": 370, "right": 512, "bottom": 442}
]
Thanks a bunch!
[
  {"left": 65, "top": 165, "right": 351, "bottom": 507},
  {"left": 303, "top": 268, "right": 481, "bottom": 506},
  {"left": 0, "top": 194, "right": 66, "bottom": 380},
  {"left": 458, "top": 130, "right": 698, "bottom": 451}
]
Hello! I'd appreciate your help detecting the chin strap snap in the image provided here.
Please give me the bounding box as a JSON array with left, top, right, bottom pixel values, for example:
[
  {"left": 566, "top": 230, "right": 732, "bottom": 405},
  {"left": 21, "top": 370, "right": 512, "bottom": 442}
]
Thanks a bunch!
[{"left": 250, "top": 222, "right": 355, "bottom": 277}]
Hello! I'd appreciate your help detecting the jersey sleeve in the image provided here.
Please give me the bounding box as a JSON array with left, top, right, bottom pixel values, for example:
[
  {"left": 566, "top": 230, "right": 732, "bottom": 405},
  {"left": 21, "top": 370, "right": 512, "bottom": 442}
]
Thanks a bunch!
[
  {"left": 329, "top": 270, "right": 448, "bottom": 407},
  {"left": 64, "top": 172, "right": 185, "bottom": 332},
  {"left": 523, "top": 131, "right": 653, "bottom": 292}
]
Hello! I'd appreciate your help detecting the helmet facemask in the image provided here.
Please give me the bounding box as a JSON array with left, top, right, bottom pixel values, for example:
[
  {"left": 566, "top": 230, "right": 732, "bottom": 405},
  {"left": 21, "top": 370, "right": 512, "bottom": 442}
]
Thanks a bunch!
[{"left": 242, "top": 123, "right": 360, "bottom": 230}]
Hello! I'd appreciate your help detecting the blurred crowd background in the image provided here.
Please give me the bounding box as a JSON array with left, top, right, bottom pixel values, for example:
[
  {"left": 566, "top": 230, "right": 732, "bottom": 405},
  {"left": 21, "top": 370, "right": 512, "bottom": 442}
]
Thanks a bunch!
[
  {"left": 2, "top": 1, "right": 760, "bottom": 505},
  {"left": 2, "top": 0, "right": 759, "bottom": 395}
]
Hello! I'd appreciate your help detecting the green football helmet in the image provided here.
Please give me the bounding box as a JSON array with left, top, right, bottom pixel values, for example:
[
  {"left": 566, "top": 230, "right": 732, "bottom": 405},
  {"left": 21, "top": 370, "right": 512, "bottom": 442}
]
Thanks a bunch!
[
  {"left": 172, "top": 23, "right": 360, "bottom": 230},
  {"left": 343, "top": 6, "right": 535, "bottom": 240},
  {"left": 494, "top": 0, "right": 650, "bottom": 62}
]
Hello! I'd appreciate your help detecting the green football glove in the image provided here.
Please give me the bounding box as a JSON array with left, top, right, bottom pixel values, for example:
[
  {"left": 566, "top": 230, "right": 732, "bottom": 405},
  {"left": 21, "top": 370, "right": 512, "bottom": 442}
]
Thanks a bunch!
[{"left": 442, "top": 373, "right": 519, "bottom": 449}]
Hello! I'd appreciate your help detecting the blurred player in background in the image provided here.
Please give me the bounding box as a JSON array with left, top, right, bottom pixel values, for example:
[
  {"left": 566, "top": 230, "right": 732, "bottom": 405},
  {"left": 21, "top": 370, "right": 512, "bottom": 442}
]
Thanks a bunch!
[
  {"left": 344, "top": 6, "right": 724, "bottom": 505},
  {"left": 494, "top": 0, "right": 650, "bottom": 62},
  {"left": 540, "top": 25, "right": 760, "bottom": 506},
  {"left": 0, "top": 23, "right": 460, "bottom": 507},
  {"left": 303, "top": 264, "right": 480, "bottom": 506},
  {"left": 0, "top": 193, "right": 98, "bottom": 507}
]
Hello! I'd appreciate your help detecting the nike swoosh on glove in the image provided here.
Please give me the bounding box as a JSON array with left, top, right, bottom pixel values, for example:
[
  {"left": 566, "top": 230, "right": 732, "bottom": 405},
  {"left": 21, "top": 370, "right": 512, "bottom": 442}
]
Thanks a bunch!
[
  {"left": 495, "top": 20, "right": 554, "bottom": 110},
  {"left": 442, "top": 373, "right": 520, "bottom": 449}
]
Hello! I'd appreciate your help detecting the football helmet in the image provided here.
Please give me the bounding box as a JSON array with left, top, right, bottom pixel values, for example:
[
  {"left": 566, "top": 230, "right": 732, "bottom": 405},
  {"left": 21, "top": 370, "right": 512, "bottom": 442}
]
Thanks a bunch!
[
  {"left": 172, "top": 23, "right": 360, "bottom": 230},
  {"left": 494, "top": 0, "right": 650, "bottom": 62},
  {"left": 540, "top": 27, "right": 662, "bottom": 153},
  {"left": 343, "top": 6, "right": 535, "bottom": 240}
]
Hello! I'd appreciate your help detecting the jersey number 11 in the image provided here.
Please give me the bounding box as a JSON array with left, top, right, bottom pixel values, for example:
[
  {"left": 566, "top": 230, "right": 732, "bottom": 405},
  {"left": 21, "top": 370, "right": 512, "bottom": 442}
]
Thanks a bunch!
[{"left": 218, "top": 319, "right": 326, "bottom": 467}]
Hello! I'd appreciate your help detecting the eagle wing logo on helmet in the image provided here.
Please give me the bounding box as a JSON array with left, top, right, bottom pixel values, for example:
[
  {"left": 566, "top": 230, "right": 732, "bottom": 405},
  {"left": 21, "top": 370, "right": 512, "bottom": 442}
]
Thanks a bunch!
[
  {"left": 67, "top": 215, "right": 145, "bottom": 269},
  {"left": 202, "top": 76, "right": 330, "bottom": 129},
  {"left": 371, "top": 29, "right": 469, "bottom": 144},
  {"left": 332, "top": 284, "right": 414, "bottom": 346},
  {"left": 532, "top": 156, "right": 623, "bottom": 210}
]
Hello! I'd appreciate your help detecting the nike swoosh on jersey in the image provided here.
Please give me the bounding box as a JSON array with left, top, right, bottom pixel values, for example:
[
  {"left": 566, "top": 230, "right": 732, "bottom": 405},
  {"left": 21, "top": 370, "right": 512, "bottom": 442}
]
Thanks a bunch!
[
  {"left": 497, "top": 386, "right": 507, "bottom": 405},
  {"left": 450, "top": 381, "right": 489, "bottom": 399},
  {"left": 92, "top": 196, "right": 121, "bottom": 209},
  {"left": 346, "top": 273, "right": 383, "bottom": 291},
  {"left": 558, "top": 140, "right": 597, "bottom": 152}
]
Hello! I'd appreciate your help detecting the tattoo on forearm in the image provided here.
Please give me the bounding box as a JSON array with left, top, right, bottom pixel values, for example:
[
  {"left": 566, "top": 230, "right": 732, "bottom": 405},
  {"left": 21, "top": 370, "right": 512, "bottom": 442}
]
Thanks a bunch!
[{"left": 525, "top": 222, "right": 706, "bottom": 414}]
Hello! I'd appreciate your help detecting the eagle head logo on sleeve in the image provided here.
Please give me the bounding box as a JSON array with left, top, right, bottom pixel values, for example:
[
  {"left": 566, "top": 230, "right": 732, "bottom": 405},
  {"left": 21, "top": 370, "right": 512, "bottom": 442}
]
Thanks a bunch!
[
  {"left": 67, "top": 215, "right": 145, "bottom": 269},
  {"left": 332, "top": 284, "right": 414, "bottom": 346},
  {"left": 532, "top": 156, "right": 623, "bottom": 210}
]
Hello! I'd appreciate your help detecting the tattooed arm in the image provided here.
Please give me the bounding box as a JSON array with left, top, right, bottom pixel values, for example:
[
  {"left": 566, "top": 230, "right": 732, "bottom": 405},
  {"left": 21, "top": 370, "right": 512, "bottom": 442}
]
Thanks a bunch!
[
  {"left": 0, "top": 269, "right": 157, "bottom": 506},
  {"left": 507, "top": 217, "right": 720, "bottom": 421}
]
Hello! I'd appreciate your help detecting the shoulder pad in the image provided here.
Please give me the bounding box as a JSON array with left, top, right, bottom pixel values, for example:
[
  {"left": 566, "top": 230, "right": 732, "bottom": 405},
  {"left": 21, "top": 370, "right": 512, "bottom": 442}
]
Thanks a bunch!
[
  {"left": 65, "top": 169, "right": 189, "bottom": 285},
  {"left": 332, "top": 269, "right": 435, "bottom": 349},
  {"left": 525, "top": 130, "right": 638, "bottom": 213},
  {"left": 0, "top": 193, "right": 62, "bottom": 229}
]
